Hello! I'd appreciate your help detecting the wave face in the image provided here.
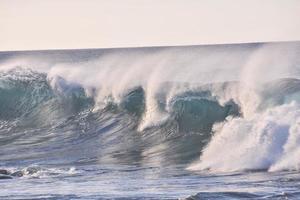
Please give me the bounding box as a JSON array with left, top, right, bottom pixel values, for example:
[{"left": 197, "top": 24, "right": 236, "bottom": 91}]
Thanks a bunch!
[{"left": 1, "top": 42, "right": 300, "bottom": 173}]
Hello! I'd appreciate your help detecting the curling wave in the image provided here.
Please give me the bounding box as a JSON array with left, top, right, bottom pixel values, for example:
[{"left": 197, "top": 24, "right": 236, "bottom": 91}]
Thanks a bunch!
[
  {"left": 0, "top": 68, "right": 241, "bottom": 168},
  {"left": 1, "top": 42, "right": 300, "bottom": 173}
]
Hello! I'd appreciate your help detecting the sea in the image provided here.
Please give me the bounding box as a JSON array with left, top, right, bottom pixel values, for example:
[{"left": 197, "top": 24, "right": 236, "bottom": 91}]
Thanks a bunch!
[{"left": 0, "top": 41, "right": 300, "bottom": 199}]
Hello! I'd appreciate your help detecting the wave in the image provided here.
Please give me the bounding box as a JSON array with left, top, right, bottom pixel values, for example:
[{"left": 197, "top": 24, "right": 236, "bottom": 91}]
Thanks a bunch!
[
  {"left": 0, "top": 42, "right": 300, "bottom": 172},
  {"left": 0, "top": 68, "right": 94, "bottom": 122},
  {"left": 0, "top": 68, "right": 238, "bottom": 128},
  {"left": 0, "top": 68, "right": 241, "bottom": 167}
]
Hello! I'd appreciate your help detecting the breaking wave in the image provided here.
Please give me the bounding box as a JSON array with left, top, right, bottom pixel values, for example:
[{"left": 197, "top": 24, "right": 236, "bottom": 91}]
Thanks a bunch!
[{"left": 1, "top": 41, "right": 300, "bottom": 173}]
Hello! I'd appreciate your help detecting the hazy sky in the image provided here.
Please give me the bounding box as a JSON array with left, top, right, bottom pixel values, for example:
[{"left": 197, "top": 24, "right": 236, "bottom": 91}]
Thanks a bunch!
[{"left": 1, "top": 0, "right": 300, "bottom": 51}]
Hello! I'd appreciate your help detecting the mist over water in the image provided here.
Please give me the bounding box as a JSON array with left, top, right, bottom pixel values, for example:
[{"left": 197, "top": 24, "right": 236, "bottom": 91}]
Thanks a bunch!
[{"left": 0, "top": 42, "right": 300, "bottom": 199}]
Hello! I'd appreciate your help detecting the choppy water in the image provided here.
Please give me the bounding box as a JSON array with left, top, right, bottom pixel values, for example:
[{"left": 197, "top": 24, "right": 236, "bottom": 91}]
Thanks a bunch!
[
  {"left": 1, "top": 42, "right": 300, "bottom": 199},
  {"left": 2, "top": 165, "right": 300, "bottom": 199}
]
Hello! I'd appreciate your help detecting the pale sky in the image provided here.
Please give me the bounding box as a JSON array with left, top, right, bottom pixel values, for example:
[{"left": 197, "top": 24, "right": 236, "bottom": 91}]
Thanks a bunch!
[{"left": 1, "top": 0, "right": 300, "bottom": 51}]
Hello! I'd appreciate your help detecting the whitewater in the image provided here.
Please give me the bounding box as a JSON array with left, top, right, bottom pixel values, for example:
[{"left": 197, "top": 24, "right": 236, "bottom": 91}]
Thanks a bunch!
[{"left": 0, "top": 42, "right": 300, "bottom": 199}]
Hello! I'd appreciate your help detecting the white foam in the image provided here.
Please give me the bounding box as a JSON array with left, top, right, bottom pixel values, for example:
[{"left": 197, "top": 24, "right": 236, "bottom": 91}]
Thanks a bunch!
[
  {"left": 188, "top": 42, "right": 300, "bottom": 172},
  {"left": 188, "top": 102, "right": 300, "bottom": 172}
]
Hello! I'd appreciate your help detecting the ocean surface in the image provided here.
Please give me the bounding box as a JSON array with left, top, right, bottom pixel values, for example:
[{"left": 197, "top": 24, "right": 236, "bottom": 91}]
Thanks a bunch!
[{"left": 0, "top": 42, "right": 300, "bottom": 199}]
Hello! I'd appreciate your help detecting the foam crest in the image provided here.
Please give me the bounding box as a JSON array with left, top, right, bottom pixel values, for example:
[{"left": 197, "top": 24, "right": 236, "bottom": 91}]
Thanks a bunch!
[{"left": 43, "top": 45, "right": 251, "bottom": 130}]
